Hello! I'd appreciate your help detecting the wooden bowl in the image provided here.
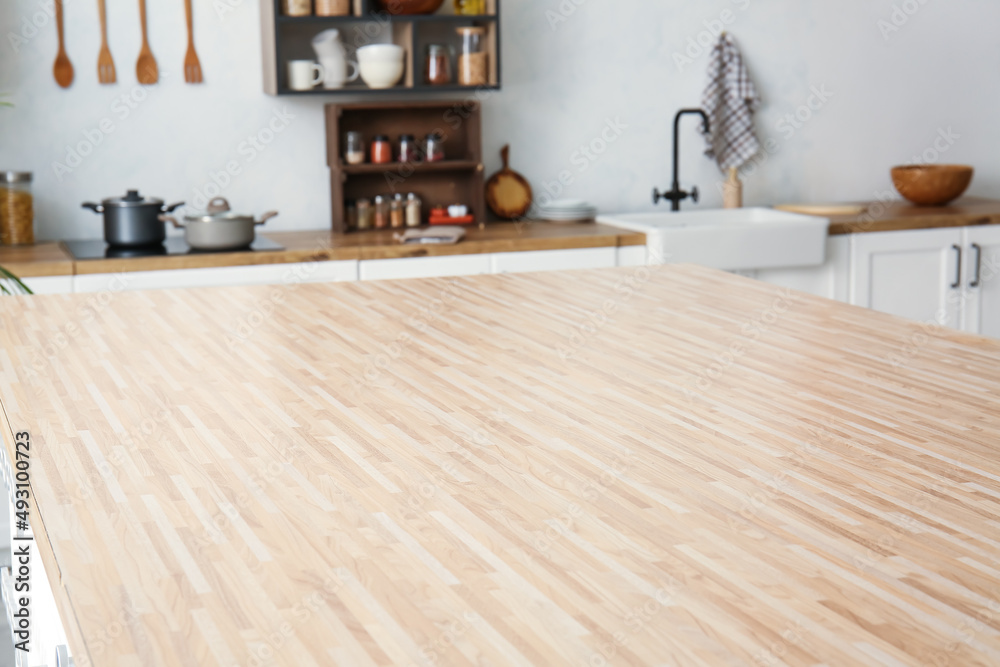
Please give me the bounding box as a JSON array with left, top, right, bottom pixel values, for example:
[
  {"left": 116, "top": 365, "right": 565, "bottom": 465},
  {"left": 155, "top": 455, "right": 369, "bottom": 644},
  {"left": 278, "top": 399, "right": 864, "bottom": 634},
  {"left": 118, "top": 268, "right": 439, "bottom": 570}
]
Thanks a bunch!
[
  {"left": 891, "top": 164, "right": 974, "bottom": 206},
  {"left": 374, "top": 0, "right": 444, "bottom": 14}
]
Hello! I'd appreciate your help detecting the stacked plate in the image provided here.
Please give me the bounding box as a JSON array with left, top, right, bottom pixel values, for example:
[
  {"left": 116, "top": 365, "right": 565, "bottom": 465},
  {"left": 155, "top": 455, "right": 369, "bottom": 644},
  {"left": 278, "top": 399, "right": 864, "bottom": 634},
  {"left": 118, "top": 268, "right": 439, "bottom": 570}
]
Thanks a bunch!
[{"left": 536, "top": 199, "right": 598, "bottom": 223}]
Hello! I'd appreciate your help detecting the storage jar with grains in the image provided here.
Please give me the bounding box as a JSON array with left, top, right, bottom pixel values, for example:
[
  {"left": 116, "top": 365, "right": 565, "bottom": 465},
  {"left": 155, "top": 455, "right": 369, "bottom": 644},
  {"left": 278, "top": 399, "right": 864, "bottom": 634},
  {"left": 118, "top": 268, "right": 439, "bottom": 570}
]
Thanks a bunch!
[
  {"left": 0, "top": 172, "right": 34, "bottom": 245},
  {"left": 457, "top": 27, "right": 488, "bottom": 86},
  {"left": 315, "top": 0, "right": 350, "bottom": 16},
  {"left": 283, "top": 0, "right": 311, "bottom": 16}
]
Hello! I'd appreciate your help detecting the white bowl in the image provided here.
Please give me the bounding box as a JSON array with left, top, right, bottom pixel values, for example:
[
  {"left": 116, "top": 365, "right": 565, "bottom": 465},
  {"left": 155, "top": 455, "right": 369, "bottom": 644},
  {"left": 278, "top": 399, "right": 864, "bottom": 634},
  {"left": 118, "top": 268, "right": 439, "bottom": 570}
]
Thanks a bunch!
[{"left": 357, "top": 45, "right": 405, "bottom": 89}]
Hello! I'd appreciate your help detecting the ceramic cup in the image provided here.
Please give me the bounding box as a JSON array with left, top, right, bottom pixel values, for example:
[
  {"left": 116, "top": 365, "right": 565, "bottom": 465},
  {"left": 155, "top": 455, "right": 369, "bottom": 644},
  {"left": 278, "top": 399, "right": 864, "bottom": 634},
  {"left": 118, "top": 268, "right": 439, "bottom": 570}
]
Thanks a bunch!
[
  {"left": 357, "top": 44, "right": 405, "bottom": 89},
  {"left": 320, "top": 58, "right": 360, "bottom": 89},
  {"left": 287, "top": 60, "right": 325, "bottom": 91}
]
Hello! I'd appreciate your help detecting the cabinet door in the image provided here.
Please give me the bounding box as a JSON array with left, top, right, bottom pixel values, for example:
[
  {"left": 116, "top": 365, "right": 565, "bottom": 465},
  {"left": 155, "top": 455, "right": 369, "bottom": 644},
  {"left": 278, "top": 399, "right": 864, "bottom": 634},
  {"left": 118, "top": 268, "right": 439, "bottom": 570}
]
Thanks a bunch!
[
  {"left": 359, "top": 255, "right": 491, "bottom": 281},
  {"left": 491, "top": 248, "right": 617, "bottom": 274},
  {"left": 851, "top": 228, "right": 964, "bottom": 329},
  {"left": 74, "top": 261, "right": 359, "bottom": 293},
  {"left": 19, "top": 276, "right": 75, "bottom": 295},
  {"left": 962, "top": 226, "right": 1000, "bottom": 338}
]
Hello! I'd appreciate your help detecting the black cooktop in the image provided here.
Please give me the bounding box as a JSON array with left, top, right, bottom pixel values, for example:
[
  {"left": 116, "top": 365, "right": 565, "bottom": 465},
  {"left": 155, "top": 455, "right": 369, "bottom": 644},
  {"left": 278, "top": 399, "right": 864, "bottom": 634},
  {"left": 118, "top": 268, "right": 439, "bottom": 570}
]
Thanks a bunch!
[{"left": 63, "top": 236, "right": 285, "bottom": 260}]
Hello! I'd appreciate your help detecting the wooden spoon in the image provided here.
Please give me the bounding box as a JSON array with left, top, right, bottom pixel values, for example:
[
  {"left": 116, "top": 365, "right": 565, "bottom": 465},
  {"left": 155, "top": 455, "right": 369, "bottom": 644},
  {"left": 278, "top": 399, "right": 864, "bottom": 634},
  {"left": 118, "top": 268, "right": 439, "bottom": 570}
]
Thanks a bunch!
[
  {"left": 485, "top": 145, "right": 533, "bottom": 220},
  {"left": 96, "top": 0, "right": 116, "bottom": 84},
  {"left": 136, "top": 0, "right": 158, "bottom": 84},
  {"left": 52, "top": 0, "right": 74, "bottom": 88}
]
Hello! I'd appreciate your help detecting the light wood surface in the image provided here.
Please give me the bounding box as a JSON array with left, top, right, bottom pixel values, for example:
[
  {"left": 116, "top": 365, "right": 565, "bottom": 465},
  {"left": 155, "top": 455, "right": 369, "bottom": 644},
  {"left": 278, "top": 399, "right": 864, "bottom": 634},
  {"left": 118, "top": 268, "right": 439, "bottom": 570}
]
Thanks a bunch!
[
  {"left": 0, "top": 242, "right": 74, "bottom": 277},
  {"left": 825, "top": 196, "right": 1000, "bottom": 235},
  {"left": 1, "top": 265, "right": 999, "bottom": 666}
]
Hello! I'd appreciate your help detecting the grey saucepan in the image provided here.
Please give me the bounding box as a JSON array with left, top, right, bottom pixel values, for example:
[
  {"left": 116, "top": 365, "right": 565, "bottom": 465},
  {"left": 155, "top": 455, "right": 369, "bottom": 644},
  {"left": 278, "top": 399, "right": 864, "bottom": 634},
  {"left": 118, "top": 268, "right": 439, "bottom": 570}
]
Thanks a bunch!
[
  {"left": 160, "top": 198, "right": 278, "bottom": 251},
  {"left": 82, "top": 189, "right": 184, "bottom": 247}
]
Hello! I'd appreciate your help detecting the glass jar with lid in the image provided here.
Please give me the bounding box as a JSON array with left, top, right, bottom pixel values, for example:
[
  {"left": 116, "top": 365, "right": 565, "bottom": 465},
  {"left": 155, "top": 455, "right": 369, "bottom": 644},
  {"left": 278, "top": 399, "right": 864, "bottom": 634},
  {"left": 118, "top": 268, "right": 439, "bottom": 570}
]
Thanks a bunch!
[
  {"left": 373, "top": 195, "right": 389, "bottom": 229},
  {"left": 0, "top": 172, "right": 34, "bottom": 245},
  {"left": 356, "top": 198, "right": 373, "bottom": 230},
  {"left": 398, "top": 134, "right": 418, "bottom": 163},
  {"left": 390, "top": 194, "right": 405, "bottom": 229},
  {"left": 344, "top": 131, "right": 365, "bottom": 165},
  {"left": 425, "top": 132, "right": 445, "bottom": 162},
  {"left": 283, "top": 0, "right": 311, "bottom": 16},
  {"left": 456, "top": 27, "right": 488, "bottom": 86},
  {"left": 424, "top": 44, "right": 452, "bottom": 86}
]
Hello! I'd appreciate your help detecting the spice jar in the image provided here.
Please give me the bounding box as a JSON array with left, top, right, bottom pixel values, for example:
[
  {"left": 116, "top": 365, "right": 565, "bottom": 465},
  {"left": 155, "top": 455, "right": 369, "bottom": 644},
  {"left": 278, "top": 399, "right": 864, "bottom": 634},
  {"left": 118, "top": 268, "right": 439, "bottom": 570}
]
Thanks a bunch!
[
  {"left": 457, "top": 27, "right": 488, "bottom": 86},
  {"left": 406, "top": 193, "right": 422, "bottom": 228},
  {"left": 373, "top": 195, "right": 388, "bottom": 229},
  {"left": 357, "top": 198, "right": 373, "bottom": 230},
  {"left": 282, "top": 0, "right": 311, "bottom": 16},
  {"left": 371, "top": 135, "right": 392, "bottom": 164},
  {"left": 345, "top": 200, "right": 358, "bottom": 230},
  {"left": 345, "top": 132, "right": 365, "bottom": 165},
  {"left": 315, "top": 0, "right": 350, "bottom": 15},
  {"left": 0, "top": 172, "right": 34, "bottom": 245},
  {"left": 424, "top": 45, "right": 451, "bottom": 86},
  {"left": 453, "top": 0, "right": 484, "bottom": 14},
  {"left": 398, "top": 134, "right": 418, "bottom": 163},
  {"left": 425, "top": 132, "right": 445, "bottom": 163},
  {"left": 390, "top": 194, "right": 405, "bottom": 229}
]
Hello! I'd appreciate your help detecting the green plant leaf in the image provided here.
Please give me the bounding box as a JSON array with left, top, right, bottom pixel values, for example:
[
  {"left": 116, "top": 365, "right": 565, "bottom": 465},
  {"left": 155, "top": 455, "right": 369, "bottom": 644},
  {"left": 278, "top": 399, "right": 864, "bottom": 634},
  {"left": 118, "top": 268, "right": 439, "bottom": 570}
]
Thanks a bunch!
[{"left": 0, "top": 265, "right": 33, "bottom": 295}]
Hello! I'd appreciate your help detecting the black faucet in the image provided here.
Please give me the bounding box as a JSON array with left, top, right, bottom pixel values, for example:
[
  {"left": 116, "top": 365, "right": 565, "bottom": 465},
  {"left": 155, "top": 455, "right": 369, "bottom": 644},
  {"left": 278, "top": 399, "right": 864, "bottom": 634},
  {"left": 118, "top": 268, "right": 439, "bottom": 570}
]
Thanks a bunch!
[{"left": 653, "top": 108, "right": 710, "bottom": 211}]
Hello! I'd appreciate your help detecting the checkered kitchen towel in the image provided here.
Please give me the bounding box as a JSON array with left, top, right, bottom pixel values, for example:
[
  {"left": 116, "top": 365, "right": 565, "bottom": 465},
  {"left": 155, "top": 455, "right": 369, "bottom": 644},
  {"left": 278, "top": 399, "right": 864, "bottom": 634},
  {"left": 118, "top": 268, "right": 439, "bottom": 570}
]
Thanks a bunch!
[{"left": 702, "top": 33, "right": 761, "bottom": 171}]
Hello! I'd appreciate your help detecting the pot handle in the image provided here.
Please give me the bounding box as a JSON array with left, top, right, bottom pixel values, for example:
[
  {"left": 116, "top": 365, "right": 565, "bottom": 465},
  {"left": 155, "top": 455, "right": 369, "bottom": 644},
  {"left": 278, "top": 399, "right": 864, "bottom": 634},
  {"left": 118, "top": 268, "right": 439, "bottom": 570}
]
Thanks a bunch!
[
  {"left": 82, "top": 202, "right": 104, "bottom": 214},
  {"left": 159, "top": 214, "right": 185, "bottom": 229},
  {"left": 207, "top": 197, "right": 231, "bottom": 214},
  {"left": 255, "top": 211, "right": 279, "bottom": 226},
  {"left": 162, "top": 201, "right": 185, "bottom": 213}
]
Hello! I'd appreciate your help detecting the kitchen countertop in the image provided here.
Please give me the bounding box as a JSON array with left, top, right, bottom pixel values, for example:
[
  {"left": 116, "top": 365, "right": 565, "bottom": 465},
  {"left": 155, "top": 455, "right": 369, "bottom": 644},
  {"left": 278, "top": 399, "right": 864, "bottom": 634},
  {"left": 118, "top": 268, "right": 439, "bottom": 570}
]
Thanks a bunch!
[
  {"left": 54, "top": 222, "right": 645, "bottom": 276},
  {"left": 1, "top": 265, "right": 998, "bottom": 666},
  {"left": 0, "top": 242, "right": 74, "bottom": 277},
  {"left": 827, "top": 196, "right": 1000, "bottom": 234}
]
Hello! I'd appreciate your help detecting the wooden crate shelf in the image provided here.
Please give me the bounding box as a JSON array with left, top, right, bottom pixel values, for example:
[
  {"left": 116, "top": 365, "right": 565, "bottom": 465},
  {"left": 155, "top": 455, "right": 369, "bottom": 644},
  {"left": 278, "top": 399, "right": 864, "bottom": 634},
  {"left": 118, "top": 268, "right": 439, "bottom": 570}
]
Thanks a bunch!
[{"left": 325, "top": 101, "right": 486, "bottom": 233}]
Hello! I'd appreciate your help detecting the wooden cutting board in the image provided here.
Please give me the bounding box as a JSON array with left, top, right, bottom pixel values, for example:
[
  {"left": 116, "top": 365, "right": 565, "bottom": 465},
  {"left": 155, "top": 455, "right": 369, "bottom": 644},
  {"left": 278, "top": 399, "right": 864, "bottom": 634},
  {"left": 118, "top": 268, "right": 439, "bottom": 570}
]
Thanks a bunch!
[{"left": 486, "top": 145, "right": 533, "bottom": 220}]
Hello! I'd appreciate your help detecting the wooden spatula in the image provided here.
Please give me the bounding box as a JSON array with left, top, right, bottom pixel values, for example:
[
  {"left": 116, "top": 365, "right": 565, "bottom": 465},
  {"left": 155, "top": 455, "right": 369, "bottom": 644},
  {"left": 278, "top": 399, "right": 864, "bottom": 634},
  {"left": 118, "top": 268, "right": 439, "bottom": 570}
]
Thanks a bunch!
[
  {"left": 486, "top": 145, "right": 533, "bottom": 220},
  {"left": 183, "top": 0, "right": 203, "bottom": 83},
  {"left": 136, "top": 0, "right": 158, "bottom": 84},
  {"left": 97, "top": 0, "right": 116, "bottom": 84},
  {"left": 53, "top": 0, "right": 74, "bottom": 88}
]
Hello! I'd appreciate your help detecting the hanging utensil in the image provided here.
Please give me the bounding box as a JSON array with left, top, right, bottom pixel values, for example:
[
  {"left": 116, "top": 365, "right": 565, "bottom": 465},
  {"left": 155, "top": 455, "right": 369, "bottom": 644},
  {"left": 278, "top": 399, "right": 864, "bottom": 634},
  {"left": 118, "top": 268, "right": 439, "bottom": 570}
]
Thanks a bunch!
[
  {"left": 183, "top": 0, "right": 203, "bottom": 83},
  {"left": 485, "top": 145, "right": 533, "bottom": 220},
  {"left": 97, "top": 0, "right": 116, "bottom": 84},
  {"left": 53, "top": 0, "right": 74, "bottom": 88},
  {"left": 136, "top": 0, "right": 158, "bottom": 84}
]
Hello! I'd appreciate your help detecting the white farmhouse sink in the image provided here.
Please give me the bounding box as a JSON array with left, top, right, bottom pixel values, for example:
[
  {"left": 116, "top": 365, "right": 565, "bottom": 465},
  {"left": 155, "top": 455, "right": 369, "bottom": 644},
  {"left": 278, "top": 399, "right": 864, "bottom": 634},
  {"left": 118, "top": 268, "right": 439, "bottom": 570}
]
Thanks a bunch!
[{"left": 597, "top": 207, "right": 829, "bottom": 271}]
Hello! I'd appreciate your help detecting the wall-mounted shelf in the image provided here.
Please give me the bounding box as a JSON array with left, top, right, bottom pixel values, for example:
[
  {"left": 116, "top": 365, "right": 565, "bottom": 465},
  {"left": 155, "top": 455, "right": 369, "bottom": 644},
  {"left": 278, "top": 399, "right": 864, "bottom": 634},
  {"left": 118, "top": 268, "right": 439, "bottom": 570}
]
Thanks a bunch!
[{"left": 262, "top": 0, "right": 501, "bottom": 97}]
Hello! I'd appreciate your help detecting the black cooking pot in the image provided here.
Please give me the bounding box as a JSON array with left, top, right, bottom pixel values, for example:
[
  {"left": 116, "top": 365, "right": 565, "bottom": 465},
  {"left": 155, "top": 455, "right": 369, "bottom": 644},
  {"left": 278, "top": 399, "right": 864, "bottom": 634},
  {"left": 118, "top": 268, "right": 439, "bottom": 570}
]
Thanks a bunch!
[{"left": 82, "top": 190, "right": 184, "bottom": 247}]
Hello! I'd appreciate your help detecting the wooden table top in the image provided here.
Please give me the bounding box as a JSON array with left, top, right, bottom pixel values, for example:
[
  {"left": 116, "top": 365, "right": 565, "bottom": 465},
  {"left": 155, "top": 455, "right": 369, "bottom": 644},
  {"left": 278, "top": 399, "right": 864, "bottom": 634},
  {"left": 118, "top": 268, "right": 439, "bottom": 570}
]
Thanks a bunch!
[
  {"left": 825, "top": 196, "right": 1000, "bottom": 235},
  {"left": 1, "top": 266, "right": 999, "bottom": 666}
]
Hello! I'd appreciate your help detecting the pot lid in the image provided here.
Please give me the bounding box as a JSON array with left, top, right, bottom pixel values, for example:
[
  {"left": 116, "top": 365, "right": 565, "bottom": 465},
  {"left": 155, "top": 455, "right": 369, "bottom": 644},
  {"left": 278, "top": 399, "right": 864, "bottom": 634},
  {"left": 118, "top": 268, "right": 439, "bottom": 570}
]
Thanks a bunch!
[{"left": 102, "top": 189, "right": 164, "bottom": 207}]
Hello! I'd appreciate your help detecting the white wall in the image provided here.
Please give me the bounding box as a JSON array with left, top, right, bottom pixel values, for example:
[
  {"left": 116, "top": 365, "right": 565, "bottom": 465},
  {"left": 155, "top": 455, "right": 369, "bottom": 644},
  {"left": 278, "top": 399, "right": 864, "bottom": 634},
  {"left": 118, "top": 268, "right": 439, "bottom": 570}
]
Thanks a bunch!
[{"left": 0, "top": 0, "right": 997, "bottom": 241}]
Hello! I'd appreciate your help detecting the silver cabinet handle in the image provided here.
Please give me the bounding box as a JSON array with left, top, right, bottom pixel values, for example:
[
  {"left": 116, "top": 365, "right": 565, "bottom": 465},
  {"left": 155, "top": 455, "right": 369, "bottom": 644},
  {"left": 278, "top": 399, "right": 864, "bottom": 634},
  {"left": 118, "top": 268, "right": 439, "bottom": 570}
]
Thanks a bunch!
[
  {"left": 971, "top": 243, "right": 983, "bottom": 288},
  {"left": 951, "top": 245, "right": 963, "bottom": 289}
]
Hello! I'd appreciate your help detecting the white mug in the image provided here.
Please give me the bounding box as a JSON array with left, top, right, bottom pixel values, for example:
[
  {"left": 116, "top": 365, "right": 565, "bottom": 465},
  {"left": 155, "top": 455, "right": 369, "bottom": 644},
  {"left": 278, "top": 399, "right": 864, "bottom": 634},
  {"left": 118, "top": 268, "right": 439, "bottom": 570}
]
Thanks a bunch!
[
  {"left": 320, "top": 57, "right": 360, "bottom": 90},
  {"left": 287, "top": 60, "right": 325, "bottom": 91}
]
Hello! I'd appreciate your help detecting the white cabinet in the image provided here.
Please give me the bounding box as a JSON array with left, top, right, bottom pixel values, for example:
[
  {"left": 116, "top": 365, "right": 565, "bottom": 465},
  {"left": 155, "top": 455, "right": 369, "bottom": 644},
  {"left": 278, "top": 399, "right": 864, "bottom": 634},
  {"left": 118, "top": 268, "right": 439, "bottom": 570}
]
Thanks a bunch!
[
  {"left": 359, "top": 254, "right": 491, "bottom": 281},
  {"left": 850, "top": 228, "right": 964, "bottom": 329},
  {"left": 73, "top": 260, "right": 358, "bottom": 293},
  {"left": 960, "top": 226, "right": 1000, "bottom": 337},
  {"left": 19, "top": 276, "right": 74, "bottom": 295},
  {"left": 753, "top": 236, "right": 851, "bottom": 302},
  {"left": 490, "top": 247, "right": 617, "bottom": 274}
]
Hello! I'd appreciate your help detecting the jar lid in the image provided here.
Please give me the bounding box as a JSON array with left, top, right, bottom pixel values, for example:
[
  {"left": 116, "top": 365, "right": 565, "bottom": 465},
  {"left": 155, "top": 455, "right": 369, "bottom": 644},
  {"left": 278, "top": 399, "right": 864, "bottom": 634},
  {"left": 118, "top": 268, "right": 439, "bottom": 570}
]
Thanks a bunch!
[
  {"left": 456, "top": 26, "right": 486, "bottom": 35},
  {"left": 373, "top": 135, "right": 390, "bottom": 142},
  {"left": 427, "top": 44, "right": 447, "bottom": 54},
  {"left": 1, "top": 171, "right": 32, "bottom": 183},
  {"left": 400, "top": 134, "right": 415, "bottom": 141}
]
